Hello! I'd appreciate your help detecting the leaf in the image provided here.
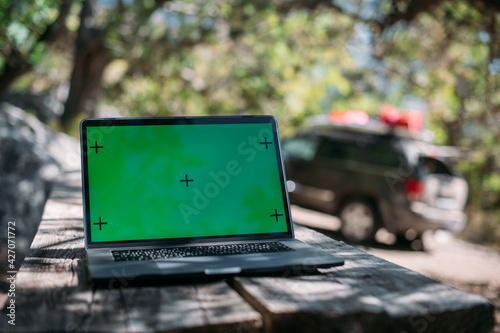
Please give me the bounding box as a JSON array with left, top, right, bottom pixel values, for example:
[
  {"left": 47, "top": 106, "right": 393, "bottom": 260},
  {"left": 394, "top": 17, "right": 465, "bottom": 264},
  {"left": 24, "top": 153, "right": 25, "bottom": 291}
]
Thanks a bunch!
[{"left": 6, "top": 21, "right": 30, "bottom": 48}]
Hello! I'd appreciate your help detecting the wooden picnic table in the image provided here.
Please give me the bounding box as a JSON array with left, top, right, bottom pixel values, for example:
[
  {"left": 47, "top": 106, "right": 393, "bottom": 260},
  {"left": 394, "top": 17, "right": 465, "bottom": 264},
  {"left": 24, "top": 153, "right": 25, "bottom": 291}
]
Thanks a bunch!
[{"left": 1, "top": 170, "right": 494, "bottom": 332}]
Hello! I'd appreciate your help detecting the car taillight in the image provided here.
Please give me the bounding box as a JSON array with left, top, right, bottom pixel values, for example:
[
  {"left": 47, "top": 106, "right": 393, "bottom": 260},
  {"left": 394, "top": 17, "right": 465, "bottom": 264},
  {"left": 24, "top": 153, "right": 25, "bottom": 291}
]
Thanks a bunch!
[{"left": 405, "top": 178, "right": 424, "bottom": 202}]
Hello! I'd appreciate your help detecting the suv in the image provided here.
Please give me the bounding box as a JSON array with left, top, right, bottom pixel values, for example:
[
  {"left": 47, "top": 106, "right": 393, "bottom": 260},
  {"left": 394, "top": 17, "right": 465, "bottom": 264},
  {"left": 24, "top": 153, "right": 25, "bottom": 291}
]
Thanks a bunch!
[{"left": 282, "top": 116, "right": 468, "bottom": 244}]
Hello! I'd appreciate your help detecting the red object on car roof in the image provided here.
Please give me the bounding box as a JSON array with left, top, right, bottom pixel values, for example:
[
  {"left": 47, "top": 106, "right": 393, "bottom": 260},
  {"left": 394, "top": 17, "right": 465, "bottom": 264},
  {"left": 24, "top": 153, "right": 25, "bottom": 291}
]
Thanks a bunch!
[
  {"left": 329, "top": 110, "right": 370, "bottom": 125},
  {"left": 379, "top": 104, "right": 423, "bottom": 132}
]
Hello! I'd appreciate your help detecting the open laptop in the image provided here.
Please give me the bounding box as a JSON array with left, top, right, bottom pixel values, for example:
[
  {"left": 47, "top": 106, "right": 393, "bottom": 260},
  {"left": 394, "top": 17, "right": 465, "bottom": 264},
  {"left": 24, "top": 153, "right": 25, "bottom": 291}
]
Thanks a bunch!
[{"left": 80, "top": 116, "right": 343, "bottom": 281}]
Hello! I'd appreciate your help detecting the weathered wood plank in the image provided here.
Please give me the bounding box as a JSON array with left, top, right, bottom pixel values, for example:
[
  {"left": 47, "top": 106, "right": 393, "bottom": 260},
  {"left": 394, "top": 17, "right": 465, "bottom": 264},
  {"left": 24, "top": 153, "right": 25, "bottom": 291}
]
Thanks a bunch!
[
  {"left": 0, "top": 171, "right": 262, "bottom": 332},
  {"left": 119, "top": 282, "right": 261, "bottom": 333},
  {"left": 232, "top": 225, "right": 495, "bottom": 333}
]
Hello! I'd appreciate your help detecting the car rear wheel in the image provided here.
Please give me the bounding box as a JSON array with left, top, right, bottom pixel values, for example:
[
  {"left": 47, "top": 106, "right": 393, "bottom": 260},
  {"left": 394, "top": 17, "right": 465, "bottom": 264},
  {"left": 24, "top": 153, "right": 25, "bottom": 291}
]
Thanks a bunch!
[{"left": 339, "top": 200, "right": 377, "bottom": 243}]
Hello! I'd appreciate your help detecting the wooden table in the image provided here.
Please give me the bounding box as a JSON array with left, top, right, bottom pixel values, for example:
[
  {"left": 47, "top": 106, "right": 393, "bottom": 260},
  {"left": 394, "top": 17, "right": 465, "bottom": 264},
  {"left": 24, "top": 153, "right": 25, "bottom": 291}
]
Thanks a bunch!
[{"left": 1, "top": 171, "right": 494, "bottom": 332}]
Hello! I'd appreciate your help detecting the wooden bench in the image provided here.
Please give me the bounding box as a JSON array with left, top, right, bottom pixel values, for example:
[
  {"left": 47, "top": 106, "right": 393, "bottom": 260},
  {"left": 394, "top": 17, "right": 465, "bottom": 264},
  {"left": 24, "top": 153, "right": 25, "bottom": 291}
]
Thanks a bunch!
[{"left": 1, "top": 170, "right": 494, "bottom": 332}]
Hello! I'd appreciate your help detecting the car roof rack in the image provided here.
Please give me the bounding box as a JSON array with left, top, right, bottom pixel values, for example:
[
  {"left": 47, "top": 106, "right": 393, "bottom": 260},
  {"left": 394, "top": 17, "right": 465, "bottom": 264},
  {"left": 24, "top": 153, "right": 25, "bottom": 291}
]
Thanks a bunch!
[{"left": 305, "top": 111, "right": 435, "bottom": 142}]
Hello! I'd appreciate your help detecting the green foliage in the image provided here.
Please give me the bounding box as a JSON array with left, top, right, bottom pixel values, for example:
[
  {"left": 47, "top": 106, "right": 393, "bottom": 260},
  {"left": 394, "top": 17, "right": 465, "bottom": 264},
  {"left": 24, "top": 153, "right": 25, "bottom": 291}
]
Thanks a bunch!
[
  {"left": 0, "top": 0, "right": 59, "bottom": 65},
  {"left": 100, "top": 6, "right": 368, "bottom": 136},
  {"left": 6, "top": 21, "right": 30, "bottom": 46},
  {"left": 375, "top": 0, "right": 500, "bottom": 246}
]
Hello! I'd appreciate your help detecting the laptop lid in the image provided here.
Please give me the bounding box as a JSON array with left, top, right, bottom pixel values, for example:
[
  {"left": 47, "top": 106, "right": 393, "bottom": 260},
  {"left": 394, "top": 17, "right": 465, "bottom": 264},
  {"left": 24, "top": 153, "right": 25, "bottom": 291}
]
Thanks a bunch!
[{"left": 80, "top": 116, "right": 293, "bottom": 249}]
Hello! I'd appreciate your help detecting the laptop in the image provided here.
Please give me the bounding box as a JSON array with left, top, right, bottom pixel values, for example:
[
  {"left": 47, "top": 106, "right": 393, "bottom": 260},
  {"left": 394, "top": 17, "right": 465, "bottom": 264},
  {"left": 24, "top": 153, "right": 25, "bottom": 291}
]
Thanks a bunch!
[{"left": 80, "top": 115, "right": 343, "bottom": 281}]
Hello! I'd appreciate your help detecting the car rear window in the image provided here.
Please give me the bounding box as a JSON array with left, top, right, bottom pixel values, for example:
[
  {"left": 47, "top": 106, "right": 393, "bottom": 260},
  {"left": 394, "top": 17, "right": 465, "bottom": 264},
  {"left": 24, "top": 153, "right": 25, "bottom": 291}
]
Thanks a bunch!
[
  {"left": 316, "top": 137, "right": 402, "bottom": 168},
  {"left": 418, "top": 156, "right": 453, "bottom": 176}
]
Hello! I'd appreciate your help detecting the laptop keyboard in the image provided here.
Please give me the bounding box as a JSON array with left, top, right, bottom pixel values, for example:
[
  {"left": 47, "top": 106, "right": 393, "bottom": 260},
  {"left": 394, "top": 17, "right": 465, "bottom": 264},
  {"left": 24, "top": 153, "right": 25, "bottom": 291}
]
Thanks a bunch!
[{"left": 112, "top": 241, "right": 294, "bottom": 262}]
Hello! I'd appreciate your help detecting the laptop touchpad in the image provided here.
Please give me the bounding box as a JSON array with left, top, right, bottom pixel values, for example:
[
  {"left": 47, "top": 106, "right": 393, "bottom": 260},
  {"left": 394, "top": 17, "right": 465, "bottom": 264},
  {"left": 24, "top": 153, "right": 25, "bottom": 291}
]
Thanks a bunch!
[{"left": 155, "top": 253, "right": 273, "bottom": 273}]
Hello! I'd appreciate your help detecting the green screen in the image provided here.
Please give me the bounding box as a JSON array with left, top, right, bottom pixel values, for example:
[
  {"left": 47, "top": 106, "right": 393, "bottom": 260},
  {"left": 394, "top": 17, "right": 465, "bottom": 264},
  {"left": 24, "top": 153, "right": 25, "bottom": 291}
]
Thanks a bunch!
[{"left": 85, "top": 122, "right": 288, "bottom": 243}]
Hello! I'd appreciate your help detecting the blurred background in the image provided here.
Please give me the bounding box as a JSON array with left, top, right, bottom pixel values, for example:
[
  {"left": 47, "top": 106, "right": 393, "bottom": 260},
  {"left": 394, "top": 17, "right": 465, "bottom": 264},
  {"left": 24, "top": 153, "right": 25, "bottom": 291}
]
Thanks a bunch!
[{"left": 0, "top": 0, "right": 499, "bottom": 326}]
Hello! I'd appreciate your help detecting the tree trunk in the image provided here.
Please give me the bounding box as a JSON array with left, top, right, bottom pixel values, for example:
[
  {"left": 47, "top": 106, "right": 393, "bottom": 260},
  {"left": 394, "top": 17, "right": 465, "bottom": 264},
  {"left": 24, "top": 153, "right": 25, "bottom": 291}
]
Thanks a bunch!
[
  {"left": 60, "top": 0, "right": 112, "bottom": 130},
  {"left": 61, "top": 43, "right": 111, "bottom": 129},
  {"left": 0, "top": 53, "right": 33, "bottom": 97}
]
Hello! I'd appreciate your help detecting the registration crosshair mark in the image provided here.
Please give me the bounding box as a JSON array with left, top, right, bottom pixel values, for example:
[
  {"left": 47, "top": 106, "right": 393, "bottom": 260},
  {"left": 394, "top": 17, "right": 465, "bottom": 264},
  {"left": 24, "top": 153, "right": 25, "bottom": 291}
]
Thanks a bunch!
[
  {"left": 90, "top": 141, "right": 104, "bottom": 154},
  {"left": 260, "top": 137, "right": 273, "bottom": 149},
  {"left": 180, "top": 174, "right": 194, "bottom": 187},
  {"left": 93, "top": 217, "right": 107, "bottom": 230},
  {"left": 270, "top": 209, "right": 283, "bottom": 222}
]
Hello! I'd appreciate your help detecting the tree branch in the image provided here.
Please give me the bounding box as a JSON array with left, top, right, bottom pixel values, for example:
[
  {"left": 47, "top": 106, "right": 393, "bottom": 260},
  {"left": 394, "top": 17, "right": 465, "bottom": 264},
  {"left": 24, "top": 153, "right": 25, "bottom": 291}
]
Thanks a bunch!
[{"left": 380, "top": 0, "right": 446, "bottom": 29}]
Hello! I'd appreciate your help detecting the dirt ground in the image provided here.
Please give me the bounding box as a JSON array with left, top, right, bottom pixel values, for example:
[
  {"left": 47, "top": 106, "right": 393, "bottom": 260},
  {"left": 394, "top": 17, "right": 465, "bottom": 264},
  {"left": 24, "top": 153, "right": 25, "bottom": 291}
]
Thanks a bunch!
[{"left": 291, "top": 205, "right": 500, "bottom": 332}]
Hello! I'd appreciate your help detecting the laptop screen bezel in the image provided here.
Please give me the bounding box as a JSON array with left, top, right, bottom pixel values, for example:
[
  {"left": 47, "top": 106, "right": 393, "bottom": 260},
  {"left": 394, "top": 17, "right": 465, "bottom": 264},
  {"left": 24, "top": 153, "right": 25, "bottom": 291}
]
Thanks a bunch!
[{"left": 80, "top": 116, "right": 294, "bottom": 249}]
